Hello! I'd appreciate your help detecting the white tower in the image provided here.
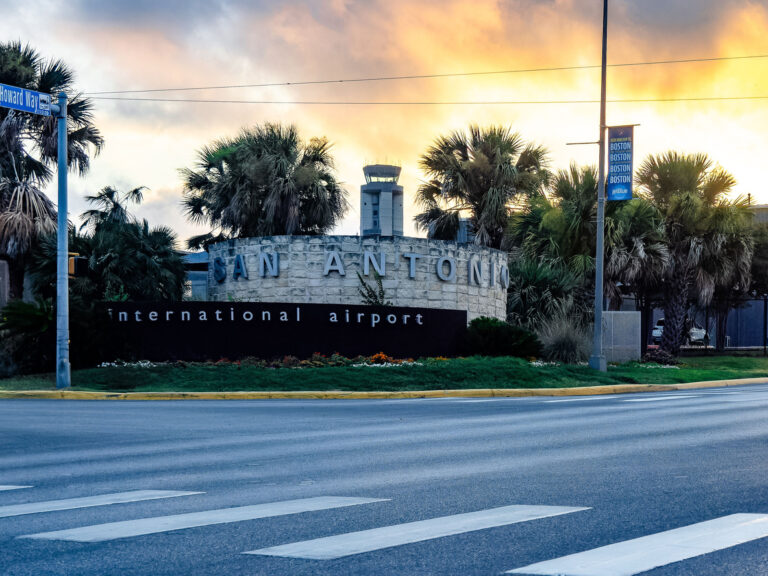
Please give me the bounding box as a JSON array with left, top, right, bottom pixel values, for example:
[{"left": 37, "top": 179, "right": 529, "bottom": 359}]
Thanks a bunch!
[{"left": 360, "top": 164, "right": 404, "bottom": 237}]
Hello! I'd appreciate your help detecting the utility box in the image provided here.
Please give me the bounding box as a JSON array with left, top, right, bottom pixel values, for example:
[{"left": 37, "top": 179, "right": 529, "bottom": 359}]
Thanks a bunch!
[{"left": 602, "top": 311, "right": 641, "bottom": 363}]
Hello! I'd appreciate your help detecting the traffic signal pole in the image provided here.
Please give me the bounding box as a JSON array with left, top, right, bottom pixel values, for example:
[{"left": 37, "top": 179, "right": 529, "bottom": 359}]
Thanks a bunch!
[
  {"left": 54, "top": 92, "right": 70, "bottom": 389},
  {"left": 589, "top": 0, "right": 609, "bottom": 372}
]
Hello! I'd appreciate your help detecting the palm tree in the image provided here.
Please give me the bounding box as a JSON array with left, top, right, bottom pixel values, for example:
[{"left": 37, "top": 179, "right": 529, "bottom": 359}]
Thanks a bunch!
[
  {"left": 636, "top": 152, "right": 753, "bottom": 355},
  {"left": 0, "top": 41, "right": 103, "bottom": 298},
  {"left": 414, "top": 125, "right": 549, "bottom": 249},
  {"left": 80, "top": 185, "right": 146, "bottom": 230},
  {"left": 28, "top": 189, "right": 186, "bottom": 302},
  {"left": 508, "top": 163, "right": 669, "bottom": 347},
  {"left": 181, "top": 123, "right": 349, "bottom": 249}
]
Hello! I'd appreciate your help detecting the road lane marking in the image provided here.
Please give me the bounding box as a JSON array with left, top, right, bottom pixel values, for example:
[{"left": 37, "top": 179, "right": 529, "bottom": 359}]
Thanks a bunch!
[
  {"left": 623, "top": 394, "right": 702, "bottom": 403},
  {"left": 0, "top": 486, "right": 31, "bottom": 491},
  {"left": 245, "top": 504, "right": 589, "bottom": 560},
  {"left": 0, "top": 490, "right": 201, "bottom": 519},
  {"left": 544, "top": 396, "right": 619, "bottom": 403},
  {"left": 506, "top": 513, "right": 768, "bottom": 576},
  {"left": 20, "top": 496, "right": 386, "bottom": 542}
]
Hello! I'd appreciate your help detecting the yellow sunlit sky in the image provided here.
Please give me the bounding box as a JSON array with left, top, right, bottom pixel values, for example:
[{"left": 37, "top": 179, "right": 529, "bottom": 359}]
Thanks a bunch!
[{"left": 2, "top": 0, "right": 768, "bottom": 244}]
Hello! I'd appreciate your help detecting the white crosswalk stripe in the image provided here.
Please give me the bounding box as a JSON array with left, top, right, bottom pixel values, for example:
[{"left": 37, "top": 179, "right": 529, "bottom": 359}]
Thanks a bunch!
[
  {"left": 245, "top": 504, "right": 589, "bottom": 560},
  {"left": 0, "top": 490, "right": 201, "bottom": 519},
  {"left": 0, "top": 485, "right": 31, "bottom": 491},
  {"left": 19, "top": 496, "right": 387, "bottom": 542},
  {"left": 506, "top": 514, "right": 768, "bottom": 576}
]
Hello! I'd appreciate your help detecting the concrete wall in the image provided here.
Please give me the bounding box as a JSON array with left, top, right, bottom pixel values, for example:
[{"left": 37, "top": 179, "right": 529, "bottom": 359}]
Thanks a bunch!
[{"left": 208, "top": 236, "right": 508, "bottom": 321}]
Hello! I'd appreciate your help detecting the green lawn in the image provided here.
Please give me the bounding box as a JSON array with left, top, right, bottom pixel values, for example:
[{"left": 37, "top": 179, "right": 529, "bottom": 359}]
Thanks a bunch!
[{"left": 2, "top": 355, "right": 767, "bottom": 393}]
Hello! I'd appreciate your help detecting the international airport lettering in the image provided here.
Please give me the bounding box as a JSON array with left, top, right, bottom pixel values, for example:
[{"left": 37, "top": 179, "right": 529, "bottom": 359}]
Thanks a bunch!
[{"left": 107, "top": 306, "right": 424, "bottom": 328}]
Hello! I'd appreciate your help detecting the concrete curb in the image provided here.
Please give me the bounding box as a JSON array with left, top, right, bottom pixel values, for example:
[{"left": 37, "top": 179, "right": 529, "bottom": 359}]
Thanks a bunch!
[{"left": 0, "top": 377, "right": 766, "bottom": 400}]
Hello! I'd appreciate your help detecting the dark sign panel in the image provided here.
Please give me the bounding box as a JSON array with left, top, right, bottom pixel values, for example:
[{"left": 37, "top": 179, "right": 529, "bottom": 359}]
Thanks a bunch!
[
  {"left": 607, "top": 125, "right": 634, "bottom": 201},
  {"left": 99, "top": 302, "right": 468, "bottom": 361}
]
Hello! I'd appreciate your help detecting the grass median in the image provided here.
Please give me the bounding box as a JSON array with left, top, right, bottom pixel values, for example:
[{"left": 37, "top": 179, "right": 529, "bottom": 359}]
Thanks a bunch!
[{"left": 2, "top": 355, "right": 768, "bottom": 393}]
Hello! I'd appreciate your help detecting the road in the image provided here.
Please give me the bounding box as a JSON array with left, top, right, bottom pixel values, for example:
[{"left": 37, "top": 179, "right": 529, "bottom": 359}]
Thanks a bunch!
[{"left": 1, "top": 384, "right": 767, "bottom": 575}]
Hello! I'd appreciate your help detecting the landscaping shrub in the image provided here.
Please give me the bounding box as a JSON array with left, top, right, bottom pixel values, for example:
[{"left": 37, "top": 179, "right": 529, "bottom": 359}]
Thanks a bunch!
[
  {"left": 642, "top": 349, "right": 679, "bottom": 365},
  {"left": 537, "top": 315, "right": 591, "bottom": 364},
  {"left": 464, "top": 317, "right": 542, "bottom": 358}
]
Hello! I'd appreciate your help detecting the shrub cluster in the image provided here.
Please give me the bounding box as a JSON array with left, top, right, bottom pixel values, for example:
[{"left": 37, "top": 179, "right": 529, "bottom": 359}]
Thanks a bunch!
[{"left": 463, "top": 317, "right": 542, "bottom": 358}]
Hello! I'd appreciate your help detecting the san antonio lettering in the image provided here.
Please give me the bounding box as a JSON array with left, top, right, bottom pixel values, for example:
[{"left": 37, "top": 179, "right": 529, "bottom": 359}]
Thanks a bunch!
[{"left": 213, "top": 250, "right": 510, "bottom": 289}]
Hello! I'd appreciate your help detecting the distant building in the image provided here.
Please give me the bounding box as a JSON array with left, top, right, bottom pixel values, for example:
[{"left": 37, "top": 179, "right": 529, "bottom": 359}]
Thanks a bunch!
[
  {"left": 182, "top": 251, "right": 208, "bottom": 300},
  {"left": 360, "top": 164, "right": 404, "bottom": 237},
  {"left": 751, "top": 204, "right": 768, "bottom": 225}
]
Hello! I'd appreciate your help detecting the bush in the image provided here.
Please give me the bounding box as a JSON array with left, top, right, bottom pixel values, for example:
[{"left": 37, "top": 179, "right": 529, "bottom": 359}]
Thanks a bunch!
[
  {"left": 642, "top": 349, "right": 679, "bottom": 365},
  {"left": 464, "top": 317, "right": 542, "bottom": 358},
  {"left": 536, "top": 315, "right": 591, "bottom": 364}
]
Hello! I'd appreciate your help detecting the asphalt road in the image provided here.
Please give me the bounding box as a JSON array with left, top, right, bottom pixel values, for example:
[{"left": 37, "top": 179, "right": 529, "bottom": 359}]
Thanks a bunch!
[{"left": 1, "top": 384, "right": 767, "bottom": 575}]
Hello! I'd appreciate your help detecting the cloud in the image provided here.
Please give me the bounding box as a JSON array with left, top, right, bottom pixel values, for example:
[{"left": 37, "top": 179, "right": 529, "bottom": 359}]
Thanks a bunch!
[{"left": 4, "top": 0, "right": 768, "bottom": 246}]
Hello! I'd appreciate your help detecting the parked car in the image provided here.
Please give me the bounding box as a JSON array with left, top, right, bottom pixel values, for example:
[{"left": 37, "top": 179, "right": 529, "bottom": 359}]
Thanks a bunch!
[{"left": 652, "top": 318, "right": 708, "bottom": 345}]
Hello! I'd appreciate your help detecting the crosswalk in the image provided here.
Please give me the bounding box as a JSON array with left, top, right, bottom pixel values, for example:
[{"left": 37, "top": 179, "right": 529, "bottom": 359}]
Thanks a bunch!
[{"left": 3, "top": 485, "right": 767, "bottom": 573}]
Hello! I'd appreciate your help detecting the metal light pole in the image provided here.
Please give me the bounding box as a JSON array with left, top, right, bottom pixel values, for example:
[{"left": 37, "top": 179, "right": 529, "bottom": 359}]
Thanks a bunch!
[
  {"left": 763, "top": 294, "right": 767, "bottom": 357},
  {"left": 589, "top": 0, "right": 609, "bottom": 372},
  {"left": 55, "top": 92, "right": 70, "bottom": 389}
]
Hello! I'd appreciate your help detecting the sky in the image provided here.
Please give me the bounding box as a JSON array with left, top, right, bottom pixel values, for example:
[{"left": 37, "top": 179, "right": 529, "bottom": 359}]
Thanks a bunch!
[{"left": 2, "top": 0, "right": 768, "bottom": 246}]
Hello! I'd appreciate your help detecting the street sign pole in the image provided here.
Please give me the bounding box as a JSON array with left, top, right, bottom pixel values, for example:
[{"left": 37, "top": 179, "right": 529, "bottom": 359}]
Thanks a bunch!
[
  {"left": 54, "top": 92, "right": 70, "bottom": 389},
  {"left": 0, "top": 83, "right": 67, "bottom": 385},
  {"left": 589, "top": 0, "right": 609, "bottom": 372}
]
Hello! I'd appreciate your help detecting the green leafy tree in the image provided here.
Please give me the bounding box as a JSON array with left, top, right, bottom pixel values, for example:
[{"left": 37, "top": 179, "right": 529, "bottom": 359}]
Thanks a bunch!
[
  {"left": 636, "top": 152, "right": 753, "bottom": 355},
  {"left": 415, "top": 125, "right": 549, "bottom": 248},
  {"left": 0, "top": 41, "right": 103, "bottom": 298},
  {"left": 181, "top": 123, "right": 349, "bottom": 249}
]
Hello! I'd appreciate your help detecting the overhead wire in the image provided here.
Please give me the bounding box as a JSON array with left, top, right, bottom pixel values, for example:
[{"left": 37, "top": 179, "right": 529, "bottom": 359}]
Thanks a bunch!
[
  {"left": 85, "top": 53, "right": 768, "bottom": 96},
  {"left": 89, "top": 95, "right": 768, "bottom": 105}
]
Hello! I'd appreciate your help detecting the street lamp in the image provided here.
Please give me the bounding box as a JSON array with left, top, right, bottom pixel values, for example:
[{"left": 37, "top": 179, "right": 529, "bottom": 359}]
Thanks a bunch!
[{"left": 589, "top": 0, "right": 609, "bottom": 372}]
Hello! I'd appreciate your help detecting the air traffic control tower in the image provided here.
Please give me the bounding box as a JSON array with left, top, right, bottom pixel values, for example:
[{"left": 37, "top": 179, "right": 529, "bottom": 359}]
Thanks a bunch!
[{"left": 360, "top": 164, "right": 404, "bottom": 237}]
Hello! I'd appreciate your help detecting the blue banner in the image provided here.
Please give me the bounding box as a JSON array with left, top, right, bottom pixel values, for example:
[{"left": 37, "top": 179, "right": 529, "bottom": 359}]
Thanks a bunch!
[
  {"left": 607, "top": 125, "right": 633, "bottom": 201},
  {"left": 0, "top": 83, "right": 51, "bottom": 116}
]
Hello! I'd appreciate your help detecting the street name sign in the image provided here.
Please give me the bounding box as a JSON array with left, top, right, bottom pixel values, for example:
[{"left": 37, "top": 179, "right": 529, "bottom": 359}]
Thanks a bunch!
[
  {"left": 0, "top": 82, "right": 51, "bottom": 116},
  {"left": 607, "top": 125, "right": 633, "bottom": 201}
]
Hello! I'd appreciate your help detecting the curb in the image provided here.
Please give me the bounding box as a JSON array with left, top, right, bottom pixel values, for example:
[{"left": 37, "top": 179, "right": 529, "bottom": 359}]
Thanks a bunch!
[{"left": 0, "top": 378, "right": 766, "bottom": 400}]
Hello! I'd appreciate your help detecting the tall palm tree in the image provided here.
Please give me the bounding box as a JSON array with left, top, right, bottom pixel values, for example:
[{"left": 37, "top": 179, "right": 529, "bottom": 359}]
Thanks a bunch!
[
  {"left": 80, "top": 185, "right": 146, "bottom": 230},
  {"left": 509, "top": 164, "right": 602, "bottom": 278},
  {"left": 636, "top": 151, "right": 753, "bottom": 355},
  {"left": 181, "top": 123, "right": 349, "bottom": 249},
  {"left": 414, "top": 125, "right": 549, "bottom": 249},
  {"left": 0, "top": 41, "right": 103, "bottom": 298}
]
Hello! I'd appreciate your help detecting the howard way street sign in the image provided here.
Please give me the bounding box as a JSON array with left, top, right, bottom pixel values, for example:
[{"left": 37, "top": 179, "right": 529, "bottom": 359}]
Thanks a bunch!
[{"left": 0, "top": 82, "right": 51, "bottom": 116}]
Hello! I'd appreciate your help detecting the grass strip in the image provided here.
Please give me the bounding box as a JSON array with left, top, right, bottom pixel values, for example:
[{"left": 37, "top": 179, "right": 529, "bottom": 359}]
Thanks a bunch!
[{"left": 1, "top": 356, "right": 767, "bottom": 393}]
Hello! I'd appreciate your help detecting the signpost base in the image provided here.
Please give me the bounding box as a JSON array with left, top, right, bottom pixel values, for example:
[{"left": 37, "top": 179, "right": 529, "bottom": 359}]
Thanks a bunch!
[
  {"left": 588, "top": 354, "right": 607, "bottom": 372},
  {"left": 56, "top": 360, "right": 71, "bottom": 390}
]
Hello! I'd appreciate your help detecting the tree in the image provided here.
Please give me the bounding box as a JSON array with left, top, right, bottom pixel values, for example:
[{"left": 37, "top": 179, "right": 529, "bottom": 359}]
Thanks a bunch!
[
  {"left": 0, "top": 41, "right": 103, "bottom": 298},
  {"left": 636, "top": 152, "right": 753, "bottom": 355},
  {"left": 508, "top": 163, "right": 669, "bottom": 350},
  {"left": 181, "top": 123, "right": 349, "bottom": 249},
  {"left": 29, "top": 187, "right": 185, "bottom": 302},
  {"left": 505, "top": 256, "right": 582, "bottom": 331},
  {"left": 414, "top": 125, "right": 549, "bottom": 249}
]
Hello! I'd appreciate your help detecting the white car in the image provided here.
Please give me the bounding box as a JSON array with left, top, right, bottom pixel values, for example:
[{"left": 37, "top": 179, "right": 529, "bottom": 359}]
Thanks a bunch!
[{"left": 652, "top": 318, "right": 707, "bottom": 345}]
